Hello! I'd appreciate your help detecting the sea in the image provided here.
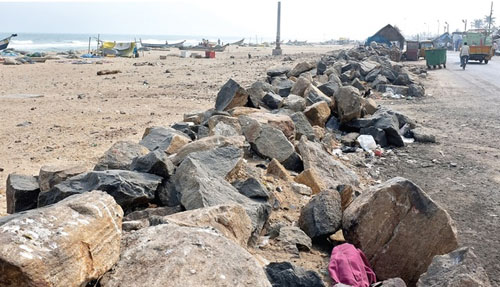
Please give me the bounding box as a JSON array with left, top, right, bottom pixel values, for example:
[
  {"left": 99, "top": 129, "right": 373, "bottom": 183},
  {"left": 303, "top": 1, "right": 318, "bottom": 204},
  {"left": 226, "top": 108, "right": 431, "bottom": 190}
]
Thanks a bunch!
[{"left": 1, "top": 32, "right": 265, "bottom": 52}]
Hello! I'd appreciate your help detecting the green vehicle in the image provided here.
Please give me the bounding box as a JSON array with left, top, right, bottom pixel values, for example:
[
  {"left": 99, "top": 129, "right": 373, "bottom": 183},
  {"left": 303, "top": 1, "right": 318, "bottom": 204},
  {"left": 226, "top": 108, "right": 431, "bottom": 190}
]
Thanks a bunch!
[
  {"left": 425, "top": 48, "right": 447, "bottom": 69},
  {"left": 463, "top": 32, "right": 493, "bottom": 64}
]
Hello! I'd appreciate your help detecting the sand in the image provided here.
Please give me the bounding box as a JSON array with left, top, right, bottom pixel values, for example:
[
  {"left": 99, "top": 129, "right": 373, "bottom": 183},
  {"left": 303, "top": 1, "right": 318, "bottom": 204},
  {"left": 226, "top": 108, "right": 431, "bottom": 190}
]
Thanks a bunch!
[{"left": 0, "top": 45, "right": 338, "bottom": 216}]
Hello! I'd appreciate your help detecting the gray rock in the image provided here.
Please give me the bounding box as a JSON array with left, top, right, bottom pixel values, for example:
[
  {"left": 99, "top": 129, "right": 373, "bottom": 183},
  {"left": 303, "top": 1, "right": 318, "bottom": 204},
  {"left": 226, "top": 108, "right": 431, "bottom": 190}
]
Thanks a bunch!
[
  {"left": 408, "top": 84, "right": 425, "bottom": 97},
  {"left": 361, "top": 126, "right": 388, "bottom": 147},
  {"left": 157, "top": 179, "right": 181, "bottom": 206},
  {"left": 351, "top": 78, "right": 365, "bottom": 91},
  {"left": 377, "top": 84, "right": 409, "bottom": 96},
  {"left": 100, "top": 224, "right": 272, "bottom": 287},
  {"left": 38, "top": 164, "right": 87, "bottom": 193},
  {"left": 130, "top": 150, "right": 175, "bottom": 178},
  {"left": 272, "top": 78, "right": 294, "bottom": 97},
  {"left": 291, "top": 182, "right": 312, "bottom": 196},
  {"left": 181, "top": 146, "right": 243, "bottom": 178},
  {"left": 343, "top": 177, "right": 459, "bottom": 284},
  {"left": 304, "top": 84, "right": 332, "bottom": 106},
  {"left": 215, "top": 78, "right": 249, "bottom": 111},
  {"left": 233, "top": 178, "right": 270, "bottom": 201},
  {"left": 394, "top": 73, "right": 412, "bottom": 86},
  {"left": 417, "top": 247, "right": 492, "bottom": 287},
  {"left": 298, "top": 137, "right": 359, "bottom": 189},
  {"left": 124, "top": 206, "right": 182, "bottom": 221},
  {"left": 277, "top": 226, "right": 312, "bottom": 252},
  {"left": 318, "top": 81, "right": 341, "bottom": 97},
  {"left": 334, "top": 86, "right": 362, "bottom": 123},
  {"left": 290, "top": 77, "right": 311, "bottom": 97},
  {"left": 139, "top": 127, "right": 191, "bottom": 154},
  {"left": 325, "top": 117, "right": 341, "bottom": 132},
  {"left": 298, "top": 190, "right": 342, "bottom": 240},
  {"left": 265, "top": 262, "right": 325, "bottom": 287},
  {"left": 373, "top": 112, "right": 404, "bottom": 147},
  {"left": 94, "top": 141, "right": 149, "bottom": 171},
  {"left": 283, "top": 94, "right": 307, "bottom": 112},
  {"left": 359, "top": 60, "right": 379, "bottom": 76},
  {"left": 371, "top": 74, "right": 388, "bottom": 87},
  {"left": 381, "top": 278, "right": 407, "bottom": 287},
  {"left": 6, "top": 174, "right": 40, "bottom": 214},
  {"left": 174, "top": 148, "right": 271, "bottom": 239},
  {"left": 291, "top": 112, "right": 316, "bottom": 141},
  {"left": 267, "top": 66, "right": 290, "bottom": 77},
  {"left": 171, "top": 135, "right": 246, "bottom": 165},
  {"left": 317, "top": 61, "right": 327, "bottom": 75},
  {"left": 411, "top": 128, "right": 436, "bottom": 143},
  {"left": 38, "top": 170, "right": 163, "bottom": 212},
  {"left": 263, "top": 92, "right": 284, "bottom": 109}
]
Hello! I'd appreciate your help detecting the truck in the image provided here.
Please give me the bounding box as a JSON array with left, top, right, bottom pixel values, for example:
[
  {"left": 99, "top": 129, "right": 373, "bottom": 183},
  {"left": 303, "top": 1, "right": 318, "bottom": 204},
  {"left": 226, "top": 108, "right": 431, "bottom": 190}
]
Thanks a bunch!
[{"left": 463, "top": 32, "right": 494, "bottom": 64}]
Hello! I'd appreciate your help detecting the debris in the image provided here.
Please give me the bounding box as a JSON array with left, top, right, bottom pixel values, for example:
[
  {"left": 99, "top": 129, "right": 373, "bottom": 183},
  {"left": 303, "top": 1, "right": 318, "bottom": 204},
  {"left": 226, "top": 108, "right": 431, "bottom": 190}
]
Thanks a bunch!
[{"left": 97, "top": 70, "right": 122, "bottom": 76}]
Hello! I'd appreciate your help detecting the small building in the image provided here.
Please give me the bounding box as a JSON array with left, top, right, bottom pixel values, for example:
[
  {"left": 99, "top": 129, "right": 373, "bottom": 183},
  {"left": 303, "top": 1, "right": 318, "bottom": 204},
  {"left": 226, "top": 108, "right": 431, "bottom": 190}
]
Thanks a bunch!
[{"left": 366, "top": 24, "right": 405, "bottom": 49}]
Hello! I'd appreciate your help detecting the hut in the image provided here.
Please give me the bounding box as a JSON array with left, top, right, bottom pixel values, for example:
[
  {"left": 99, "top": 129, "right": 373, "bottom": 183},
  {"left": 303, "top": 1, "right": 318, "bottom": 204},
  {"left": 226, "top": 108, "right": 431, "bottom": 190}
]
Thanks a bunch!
[{"left": 366, "top": 24, "right": 405, "bottom": 49}]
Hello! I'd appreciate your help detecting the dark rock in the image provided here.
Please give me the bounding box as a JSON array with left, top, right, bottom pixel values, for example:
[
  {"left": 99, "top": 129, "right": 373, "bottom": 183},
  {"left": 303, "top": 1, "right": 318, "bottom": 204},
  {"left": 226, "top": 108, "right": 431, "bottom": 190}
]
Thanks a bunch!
[
  {"left": 130, "top": 150, "right": 175, "bottom": 178},
  {"left": 139, "top": 127, "right": 191, "bottom": 154},
  {"left": 325, "top": 117, "right": 341, "bottom": 132},
  {"left": 215, "top": 78, "right": 249, "bottom": 111},
  {"left": 298, "top": 190, "right": 342, "bottom": 241},
  {"left": 304, "top": 84, "right": 332, "bottom": 106},
  {"left": 408, "top": 84, "right": 425, "bottom": 97},
  {"left": 124, "top": 206, "right": 182, "bottom": 222},
  {"left": 373, "top": 112, "right": 404, "bottom": 147},
  {"left": 263, "top": 92, "right": 284, "bottom": 110},
  {"left": 265, "top": 262, "right": 325, "bottom": 287},
  {"left": 317, "top": 61, "right": 327, "bottom": 75},
  {"left": 157, "top": 179, "right": 181, "bottom": 206},
  {"left": 318, "top": 81, "right": 341, "bottom": 97},
  {"left": 267, "top": 66, "right": 290, "bottom": 77},
  {"left": 365, "top": 67, "right": 381, "bottom": 82},
  {"left": 341, "top": 132, "right": 360, "bottom": 146},
  {"left": 417, "top": 247, "right": 492, "bottom": 287},
  {"left": 361, "top": 126, "right": 388, "bottom": 147},
  {"left": 38, "top": 170, "right": 163, "bottom": 212},
  {"left": 371, "top": 74, "right": 388, "bottom": 87},
  {"left": 39, "top": 164, "right": 87, "bottom": 193},
  {"left": 272, "top": 77, "right": 294, "bottom": 97},
  {"left": 6, "top": 174, "right": 40, "bottom": 214},
  {"left": 281, "top": 152, "right": 304, "bottom": 173},
  {"left": 94, "top": 141, "right": 149, "bottom": 171},
  {"left": 394, "top": 73, "right": 412, "bottom": 86},
  {"left": 277, "top": 226, "right": 312, "bottom": 252},
  {"left": 247, "top": 81, "right": 275, "bottom": 108},
  {"left": 343, "top": 177, "right": 458, "bottom": 284},
  {"left": 351, "top": 78, "right": 365, "bottom": 91},
  {"left": 233, "top": 178, "right": 270, "bottom": 201},
  {"left": 291, "top": 112, "right": 316, "bottom": 141}
]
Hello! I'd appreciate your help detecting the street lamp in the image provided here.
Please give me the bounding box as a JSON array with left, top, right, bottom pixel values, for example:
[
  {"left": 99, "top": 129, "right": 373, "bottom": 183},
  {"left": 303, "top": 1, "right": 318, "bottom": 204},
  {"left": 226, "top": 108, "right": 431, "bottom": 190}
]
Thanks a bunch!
[
  {"left": 445, "top": 21, "right": 449, "bottom": 33},
  {"left": 438, "top": 20, "right": 440, "bottom": 35},
  {"left": 462, "top": 19, "right": 467, "bottom": 32}
]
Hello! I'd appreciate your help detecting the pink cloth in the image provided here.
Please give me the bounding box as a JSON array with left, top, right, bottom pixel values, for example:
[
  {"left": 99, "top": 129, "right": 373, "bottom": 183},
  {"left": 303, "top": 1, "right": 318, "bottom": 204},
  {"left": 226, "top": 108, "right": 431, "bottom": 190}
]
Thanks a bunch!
[{"left": 328, "top": 243, "right": 377, "bottom": 287}]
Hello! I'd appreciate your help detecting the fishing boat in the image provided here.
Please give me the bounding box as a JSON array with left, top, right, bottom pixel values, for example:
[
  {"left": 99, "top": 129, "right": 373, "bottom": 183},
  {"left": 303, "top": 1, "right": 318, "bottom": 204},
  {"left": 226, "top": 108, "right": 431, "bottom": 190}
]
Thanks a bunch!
[
  {"left": 0, "top": 34, "right": 17, "bottom": 51},
  {"left": 140, "top": 39, "right": 186, "bottom": 49},
  {"left": 230, "top": 38, "right": 245, "bottom": 46},
  {"left": 179, "top": 44, "right": 229, "bottom": 52}
]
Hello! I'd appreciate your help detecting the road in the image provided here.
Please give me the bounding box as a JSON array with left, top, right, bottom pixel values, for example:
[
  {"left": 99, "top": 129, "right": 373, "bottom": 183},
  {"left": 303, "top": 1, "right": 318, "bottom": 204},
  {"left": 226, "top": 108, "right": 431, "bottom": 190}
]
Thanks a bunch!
[{"left": 379, "top": 51, "right": 500, "bottom": 285}]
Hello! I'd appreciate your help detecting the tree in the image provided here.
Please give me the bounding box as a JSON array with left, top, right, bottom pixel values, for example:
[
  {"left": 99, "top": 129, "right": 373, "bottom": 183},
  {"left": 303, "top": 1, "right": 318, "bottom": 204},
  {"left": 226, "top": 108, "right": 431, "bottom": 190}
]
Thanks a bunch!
[
  {"left": 473, "top": 19, "right": 484, "bottom": 29},
  {"left": 484, "top": 15, "right": 496, "bottom": 29}
]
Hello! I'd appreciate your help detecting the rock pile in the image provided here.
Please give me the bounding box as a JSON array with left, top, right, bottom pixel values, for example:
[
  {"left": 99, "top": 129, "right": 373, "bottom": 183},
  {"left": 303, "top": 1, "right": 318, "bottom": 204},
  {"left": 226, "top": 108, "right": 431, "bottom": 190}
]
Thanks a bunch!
[{"left": 1, "top": 46, "right": 484, "bottom": 287}]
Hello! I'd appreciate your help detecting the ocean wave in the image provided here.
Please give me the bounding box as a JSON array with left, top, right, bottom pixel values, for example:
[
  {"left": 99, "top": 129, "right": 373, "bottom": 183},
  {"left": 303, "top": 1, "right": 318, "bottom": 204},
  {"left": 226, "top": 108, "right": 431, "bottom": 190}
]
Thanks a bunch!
[
  {"left": 9, "top": 40, "right": 93, "bottom": 51},
  {"left": 11, "top": 40, "right": 34, "bottom": 45}
]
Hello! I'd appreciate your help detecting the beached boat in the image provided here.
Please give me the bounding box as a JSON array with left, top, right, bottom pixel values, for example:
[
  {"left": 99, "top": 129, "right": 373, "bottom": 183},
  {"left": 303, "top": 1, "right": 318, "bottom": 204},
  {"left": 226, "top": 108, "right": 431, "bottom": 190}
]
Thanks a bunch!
[
  {"left": 179, "top": 44, "right": 229, "bottom": 52},
  {"left": 230, "top": 38, "right": 245, "bottom": 46},
  {"left": 0, "top": 34, "right": 17, "bottom": 51},
  {"left": 140, "top": 39, "right": 185, "bottom": 49},
  {"left": 99, "top": 41, "right": 137, "bottom": 57}
]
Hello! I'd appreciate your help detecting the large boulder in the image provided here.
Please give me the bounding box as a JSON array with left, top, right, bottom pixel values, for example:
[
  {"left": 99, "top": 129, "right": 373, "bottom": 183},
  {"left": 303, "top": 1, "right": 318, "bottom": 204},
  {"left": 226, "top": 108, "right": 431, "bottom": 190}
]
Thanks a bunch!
[
  {"left": 0, "top": 191, "right": 123, "bottom": 287},
  {"left": 283, "top": 94, "right": 307, "bottom": 112},
  {"left": 139, "top": 127, "right": 191, "bottom": 155},
  {"left": 298, "top": 137, "right": 359, "bottom": 190},
  {"left": 170, "top": 135, "right": 246, "bottom": 165},
  {"left": 263, "top": 92, "right": 284, "bottom": 109},
  {"left": 94, "top": 141, "right": 149, "bottom": 171},
  {"left": 267, "top": 66, "right": 290, "bottom": 77},
  {"left": 271, "top": 77, "right": 294, "bottom": 97},
  {"left": 290, "top": 77, "right": 311, "bottom": 97},
  {"left": 215, "top": 78, "right": 249, "bottom": 111},
  {"left": 130, "top": 149, "right": 175, "bottom": 178},
  {"left": 417, "top": 247, "right": 492, "bottom": 287},
  {"left": 343, "top": 178, "right": 459, "bottom": 285},
  {"left": 6, "top": 174, "right": 40, "bottom": 214},
  {"left": 287, "top": 61, "right": 315, "bottom": 77},
  {"left": 291, "top": 112, "right": 316, "bottom": 141},
  {"left": 38, "top": 170, "right": 163, "bottom": 212},
  {"left": 156, "top": 204, "right": 253, "bottom": 247},
  {"left": 38, "top": 164, "right": 86, "bottom": 193},
  {"left": 265, "top": 262, "right": 325, "bottom": 287},
  {"left": 318, "top": 81, "right": 341, "bottom": 97},
  {"left": 334, "top": 86, "right": 362, "bottom": 123},
  {"left": 304, "top": 101, "right": 331, "bottom": 127},
  {"left": 173, "top": 147, "right": 271, "bottom": 239},
  {"left": 359, "top": 60, "right": 379, "bottom": 76},
  {"left": 244, "top": 112, "right": 296, "bottom": 141},
  {"left": 100, "top": 224, "right": 272, "bottom": 287},
  {"left": 304, "top": 84, "right": 332, "bottom": 106},
  {"left": 298, "top": 190, "right": 342, "bottom": 241}
]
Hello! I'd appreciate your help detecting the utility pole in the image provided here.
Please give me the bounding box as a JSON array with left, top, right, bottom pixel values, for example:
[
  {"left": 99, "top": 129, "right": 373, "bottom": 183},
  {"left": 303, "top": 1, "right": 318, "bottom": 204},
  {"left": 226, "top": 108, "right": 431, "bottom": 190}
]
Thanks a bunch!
[
  {"left": 462, "top": 19, "right": 468, "bottom": 32},
  {"left": 272, "top": 1, "right": 282, "bottom": 56},
  {"left": 438, "top": 20, "right": 440, "bottom": 35},
  {"left": 487, "top": 1, "right": 494, "bottom": 34}
]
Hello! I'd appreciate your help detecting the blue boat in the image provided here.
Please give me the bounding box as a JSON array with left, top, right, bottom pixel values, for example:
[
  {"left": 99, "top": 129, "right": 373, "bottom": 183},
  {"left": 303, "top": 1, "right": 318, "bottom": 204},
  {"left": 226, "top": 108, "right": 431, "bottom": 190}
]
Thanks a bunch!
[{"left": 0, "top": 34, "right": 17, "bottom": 51}]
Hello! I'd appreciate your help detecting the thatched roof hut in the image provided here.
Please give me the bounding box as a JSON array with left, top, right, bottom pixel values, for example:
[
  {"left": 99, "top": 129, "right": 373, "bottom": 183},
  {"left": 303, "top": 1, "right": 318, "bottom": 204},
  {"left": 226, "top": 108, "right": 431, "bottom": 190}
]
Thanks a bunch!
[{"left": 366, "top": 24, "right": 405, "bottom": 49}]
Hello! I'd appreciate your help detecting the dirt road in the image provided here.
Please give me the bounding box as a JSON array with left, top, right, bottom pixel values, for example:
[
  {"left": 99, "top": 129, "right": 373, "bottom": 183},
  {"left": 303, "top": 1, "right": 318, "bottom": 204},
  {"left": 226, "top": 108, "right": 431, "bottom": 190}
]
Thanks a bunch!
[{"left": 379, "top": 51, "right": 500, "bottom": 285}]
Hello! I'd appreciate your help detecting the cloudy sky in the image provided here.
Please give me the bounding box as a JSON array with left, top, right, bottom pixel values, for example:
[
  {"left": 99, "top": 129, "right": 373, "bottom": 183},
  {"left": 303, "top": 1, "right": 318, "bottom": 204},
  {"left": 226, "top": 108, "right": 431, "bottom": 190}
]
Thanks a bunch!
[{"left": 0, "top": 0, "right": 496, "bottom": 40}]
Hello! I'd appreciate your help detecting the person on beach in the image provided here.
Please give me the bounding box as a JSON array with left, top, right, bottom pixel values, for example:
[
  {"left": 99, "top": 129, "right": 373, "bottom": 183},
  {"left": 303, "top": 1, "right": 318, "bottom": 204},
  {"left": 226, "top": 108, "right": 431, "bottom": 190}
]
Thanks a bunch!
[{"left": 460, "top": 42, "right": 470, "bottom": 67}]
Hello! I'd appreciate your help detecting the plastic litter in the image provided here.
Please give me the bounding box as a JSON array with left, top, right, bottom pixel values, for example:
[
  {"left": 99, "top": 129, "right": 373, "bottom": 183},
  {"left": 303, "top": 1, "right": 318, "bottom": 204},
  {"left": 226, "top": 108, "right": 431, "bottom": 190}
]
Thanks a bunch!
[{"left": 357, "top": 135, "right": 377, "bottom": 151}]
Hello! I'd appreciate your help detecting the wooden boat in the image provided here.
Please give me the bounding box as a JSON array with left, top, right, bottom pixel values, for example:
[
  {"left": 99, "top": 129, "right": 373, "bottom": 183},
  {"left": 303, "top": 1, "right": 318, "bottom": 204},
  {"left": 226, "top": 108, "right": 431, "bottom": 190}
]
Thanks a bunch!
[
  {"left": 230, "top": 38, "right": 245, "bottom": 46},
  {"left": 140, "top": 39, "right": 185, "bottom": 49},
  {"left": 0, "top": 34, "right": 17, "bottom": 51},
  {"left": 179, "top": 44, "right": 229, "bottom": 52}
]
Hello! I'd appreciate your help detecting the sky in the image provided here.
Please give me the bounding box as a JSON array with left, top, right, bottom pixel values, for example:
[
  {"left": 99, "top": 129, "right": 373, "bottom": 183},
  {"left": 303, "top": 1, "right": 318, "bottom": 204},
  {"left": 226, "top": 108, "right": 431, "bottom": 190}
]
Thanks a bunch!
[{"left": 0, "top": 0, "right": 497, "bottom": 41}]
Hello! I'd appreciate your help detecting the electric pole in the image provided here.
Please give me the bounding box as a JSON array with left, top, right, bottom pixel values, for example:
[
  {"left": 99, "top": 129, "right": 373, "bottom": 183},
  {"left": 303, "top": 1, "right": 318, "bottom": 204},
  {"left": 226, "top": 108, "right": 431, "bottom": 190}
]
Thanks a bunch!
[
  {"left": 272, "top": 1, "right": 282, "bottom": 56},
  {"left": 487, "top": 1, "right": 494, "bottom": 34}
]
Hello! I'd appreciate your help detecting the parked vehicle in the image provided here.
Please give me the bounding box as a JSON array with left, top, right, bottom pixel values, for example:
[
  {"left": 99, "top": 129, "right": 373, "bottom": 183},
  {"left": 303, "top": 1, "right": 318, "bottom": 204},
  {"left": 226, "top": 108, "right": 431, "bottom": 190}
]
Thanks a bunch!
[
  {"left": 419, "top": 40, "right": 434, "bottom": 59},
  {"left": 404, "top": 41, "right": 419, "bottom": 61},
  {"left": 463, "top": 32, "right": 493, "bottom": 64}
]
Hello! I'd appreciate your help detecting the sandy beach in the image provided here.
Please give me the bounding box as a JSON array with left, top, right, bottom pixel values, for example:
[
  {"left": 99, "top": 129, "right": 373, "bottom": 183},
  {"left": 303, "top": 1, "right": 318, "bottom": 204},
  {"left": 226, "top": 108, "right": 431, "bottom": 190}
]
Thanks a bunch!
[{"left": 0, "top": 45, "right": 338, "bottom": 216}]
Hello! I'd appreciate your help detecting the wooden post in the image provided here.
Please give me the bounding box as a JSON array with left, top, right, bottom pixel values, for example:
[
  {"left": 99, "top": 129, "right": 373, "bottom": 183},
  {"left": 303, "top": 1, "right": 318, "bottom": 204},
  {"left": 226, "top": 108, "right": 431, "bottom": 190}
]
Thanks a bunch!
[{"left": 88, "top": 37, "right": 91, "bottom": 54}]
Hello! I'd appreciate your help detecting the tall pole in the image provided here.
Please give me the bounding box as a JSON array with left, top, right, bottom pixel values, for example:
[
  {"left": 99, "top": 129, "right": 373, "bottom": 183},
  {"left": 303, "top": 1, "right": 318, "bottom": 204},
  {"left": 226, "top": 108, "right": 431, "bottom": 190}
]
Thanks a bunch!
[
  {"left": 272, "top": 1, "right": 282, "bottom": 55},
  {"left": 488, "top": 1, "right": 494, "bottom": 34}
]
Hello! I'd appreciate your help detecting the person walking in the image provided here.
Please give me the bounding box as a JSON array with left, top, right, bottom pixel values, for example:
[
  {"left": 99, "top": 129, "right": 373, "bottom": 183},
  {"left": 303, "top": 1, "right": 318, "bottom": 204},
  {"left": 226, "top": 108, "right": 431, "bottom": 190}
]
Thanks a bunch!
[
  {"left": 493, "top": 41, "right": 498, "bottom": 57},
  {"left": 460, "top": 42, "right": 470, "bottom": 68}
]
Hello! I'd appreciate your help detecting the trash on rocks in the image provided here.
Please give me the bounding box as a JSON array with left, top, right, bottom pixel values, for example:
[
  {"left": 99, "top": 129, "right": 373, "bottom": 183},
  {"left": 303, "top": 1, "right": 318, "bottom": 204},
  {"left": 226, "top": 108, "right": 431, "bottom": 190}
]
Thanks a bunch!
[{"left": 357, "top": 135, "right": 377, "bottom": 151}]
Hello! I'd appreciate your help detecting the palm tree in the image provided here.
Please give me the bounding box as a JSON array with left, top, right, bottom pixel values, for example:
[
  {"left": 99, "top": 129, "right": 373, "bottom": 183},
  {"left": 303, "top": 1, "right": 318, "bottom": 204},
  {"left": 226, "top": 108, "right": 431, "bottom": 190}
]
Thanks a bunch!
[
  {"left": 484, "top": 15, "right": 496, "bottom": 30},
  {"left": 473, "top": 19, "right": 484, "bottom": 29}
]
